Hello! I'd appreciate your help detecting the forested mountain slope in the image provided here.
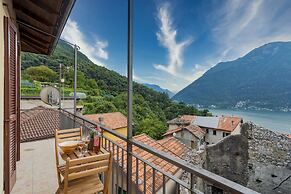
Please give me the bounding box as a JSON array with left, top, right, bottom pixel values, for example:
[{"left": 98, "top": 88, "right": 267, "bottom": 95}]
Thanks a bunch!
[
  {"left": 21, "top": 40, "right": 209, "bottom": 139},
  {"left": 173, "top": 42, "right": 291, "bottom": 111}
]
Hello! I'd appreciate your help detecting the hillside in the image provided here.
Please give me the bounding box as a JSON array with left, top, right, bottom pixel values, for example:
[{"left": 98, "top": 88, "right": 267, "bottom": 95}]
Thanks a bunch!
[
  {"left": 143, "top": 83, "right": 175, "bottom": 98},
  {"left": 173, "top": 42, "right": 291, "bottom": 111},
  {"left": 21, "top": 40, "right": 209, "bottom": 139}
]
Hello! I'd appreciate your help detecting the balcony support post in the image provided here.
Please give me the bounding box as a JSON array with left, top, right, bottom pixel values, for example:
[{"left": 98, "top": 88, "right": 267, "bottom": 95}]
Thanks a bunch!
[{"left": 126, "top": 0, "right": 133, "bottom": 193}]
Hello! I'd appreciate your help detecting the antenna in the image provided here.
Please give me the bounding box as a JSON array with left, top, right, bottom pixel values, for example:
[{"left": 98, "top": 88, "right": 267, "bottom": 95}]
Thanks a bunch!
[{"left": 40, "top": 86, "right": 60, "bottom": 106}]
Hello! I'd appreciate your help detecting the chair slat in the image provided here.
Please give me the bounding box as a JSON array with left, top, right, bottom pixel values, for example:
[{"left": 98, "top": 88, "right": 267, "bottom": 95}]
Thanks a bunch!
[
  {"left": 58, "top": 137, "right": 80, "bottom": 143},
  {"left": 58, "top": 132, "right": 81, "bottom": 139},
  {"left": 69, "top": 153, "right": 110, "bottom": 166},
  {"left": 68, "top": 160, "right": 109, "bottom": 173},
  {"left": 57, "top": 128, "right": 81, "bottom": 134},
  {"left": 68, "top": 166, "right": 109, "bottom": 181}
]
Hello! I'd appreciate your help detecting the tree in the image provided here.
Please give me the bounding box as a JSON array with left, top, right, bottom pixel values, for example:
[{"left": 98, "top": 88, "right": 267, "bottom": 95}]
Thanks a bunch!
[{"left": 24, "top": 65, "right": 57, "bottom": 82}]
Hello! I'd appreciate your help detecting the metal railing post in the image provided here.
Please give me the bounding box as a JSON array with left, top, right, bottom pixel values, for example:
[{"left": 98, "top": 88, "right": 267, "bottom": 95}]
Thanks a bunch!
[{"left": 126, "top": 0, "right": 133, "bottom": 193}]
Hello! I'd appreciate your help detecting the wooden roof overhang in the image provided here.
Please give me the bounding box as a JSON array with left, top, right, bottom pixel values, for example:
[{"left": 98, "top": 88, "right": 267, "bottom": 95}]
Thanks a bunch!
[{"left": 13, "top": 0, "right": 75, "bottom": 55}]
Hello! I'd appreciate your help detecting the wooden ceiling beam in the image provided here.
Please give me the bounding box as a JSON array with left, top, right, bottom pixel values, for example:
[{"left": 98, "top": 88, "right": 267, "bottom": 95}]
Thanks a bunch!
[
  {"left": 17, "top": 19, "right": 53, "bottom": 39},
  {"left": 27, "top": 0, "right": 59, "bottom": 15},
  {"left": 21, "top": 41, "right": 41, "bottom": 54},
  {"left": 21, "top": 39, "right": 47, "bottom": 53},
  {"left": 15, "top": 10, "right": 54, "bottom": 28},
  {"left": 21, "top": 33, "right": 50, "bottom": 45},
  {"left": 13, "top": 4, "right": 55, "bottom": 27},
  {"left": 21, "top": 35, "right": 49, "bottom": 50}
]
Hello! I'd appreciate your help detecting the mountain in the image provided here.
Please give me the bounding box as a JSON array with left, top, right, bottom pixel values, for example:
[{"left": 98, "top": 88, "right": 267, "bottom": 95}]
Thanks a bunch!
[
  {"left": 143, "top": 83, "right": 175, "bottom": 98},
  {"left": 173, "top": 42, "right": 291, "bottom": 111},
  {"left": 21, "top": 40, "right": 209, "bottom": 139}
]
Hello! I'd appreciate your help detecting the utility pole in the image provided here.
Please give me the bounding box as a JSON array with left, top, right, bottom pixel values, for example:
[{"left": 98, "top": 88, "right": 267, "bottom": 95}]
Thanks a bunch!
[
  {"left": 126, "top": 0, "right": 133, "bottom": 193},
  {"left": 74, "top": 44, "right": 79, "bottom": 115},
  {"left": 59, "top": 63, "right": 62, "bottom": 109}
]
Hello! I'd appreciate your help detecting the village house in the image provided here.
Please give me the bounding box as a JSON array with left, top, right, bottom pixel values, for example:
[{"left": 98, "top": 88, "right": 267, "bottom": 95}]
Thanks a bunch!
[
  {"left": 166, "top": 115, "right": 243, "bottom": 146},
  {"left": 194, "top": 116, "right": 243, "bottom": 145},
  {"left": 163, "top": 125, "right": 206, "bottom": 149},
  {"left": 84, "top": 112, "right": 128, "bottom": 141},
  {"left": 167, "top": 115, "right": 195, "bottom": 130}
]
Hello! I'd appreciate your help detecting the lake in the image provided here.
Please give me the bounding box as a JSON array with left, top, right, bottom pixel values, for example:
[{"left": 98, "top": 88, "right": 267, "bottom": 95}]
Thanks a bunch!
[{"left": 209, "top": 109, "right": 291, "bottom": 134}]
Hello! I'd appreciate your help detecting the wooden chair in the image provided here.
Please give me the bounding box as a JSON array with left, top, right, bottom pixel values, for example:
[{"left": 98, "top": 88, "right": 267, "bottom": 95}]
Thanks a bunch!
[
  {"left": 56, "top": 149, "right": 112, "bottom": 194},
  {"left": 55, "top": 128, "right": 83, "bottom": 186}
]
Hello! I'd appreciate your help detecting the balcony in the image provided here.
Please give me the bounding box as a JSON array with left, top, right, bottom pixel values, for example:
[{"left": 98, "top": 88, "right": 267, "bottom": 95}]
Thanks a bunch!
[{"left": 12, "top": 108, "right": 259, "bottom": 194}]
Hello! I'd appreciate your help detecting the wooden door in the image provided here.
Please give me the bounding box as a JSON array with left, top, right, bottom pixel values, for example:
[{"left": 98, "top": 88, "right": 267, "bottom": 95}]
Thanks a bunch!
[{"left": 4, "top": 16, "right": 19, "bottom": 193}]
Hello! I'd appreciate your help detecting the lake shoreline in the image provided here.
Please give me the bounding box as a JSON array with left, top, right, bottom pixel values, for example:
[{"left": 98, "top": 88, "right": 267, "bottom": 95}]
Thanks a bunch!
[{"left": 208, "top": 108, "right": 291, "bottom": 134}]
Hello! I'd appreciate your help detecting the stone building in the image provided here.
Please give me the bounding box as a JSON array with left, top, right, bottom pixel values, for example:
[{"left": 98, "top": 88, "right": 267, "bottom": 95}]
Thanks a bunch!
[
  {"left": 163, "top": 125, "right": 206, "bottom": 149},
  {"left": 204, "top": 122, "right": 291, "bottom": 194}
]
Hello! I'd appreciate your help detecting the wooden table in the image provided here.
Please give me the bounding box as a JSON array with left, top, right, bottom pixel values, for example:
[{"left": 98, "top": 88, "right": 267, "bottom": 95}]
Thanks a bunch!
[{"left": 60, "top": 147, "right": 108, "bottom": 161}]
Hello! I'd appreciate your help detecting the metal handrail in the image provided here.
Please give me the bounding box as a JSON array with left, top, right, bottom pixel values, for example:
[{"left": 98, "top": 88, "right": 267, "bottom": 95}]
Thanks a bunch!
[{"left": 59, "top": 108, "right": 259, "bottom": 194}]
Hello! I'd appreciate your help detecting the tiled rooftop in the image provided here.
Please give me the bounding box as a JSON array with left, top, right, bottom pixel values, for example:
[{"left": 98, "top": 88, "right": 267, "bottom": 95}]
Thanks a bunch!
[
  {"left": 163, "top": 125, "right": 206, "bottom": 139},
  {"left": 218, "top": 116, "right": 242, "bottom": 132},
  {"left": 114, "top": 134, "right": 188, "bottom": 193},
  {"left": 169, "top": 115, "right": 243, "bottom": 132},
  {"left": 167, "top": 115, "right": 195, "bottom": 125},
  {"left": 20, "top": 106, "right": 60, "bottom": 142},
  {"left": 84, "top": 112, "right": 127, "bottom": 129}
]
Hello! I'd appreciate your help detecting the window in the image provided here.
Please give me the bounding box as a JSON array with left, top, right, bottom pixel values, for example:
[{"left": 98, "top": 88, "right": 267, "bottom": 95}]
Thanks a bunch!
[
  {"left": 213, "top": 130, "right": 216, "bottom": 135},
  {"left": 223, "top": 132, "right": 230, "bottom": 137},
  {"left": 206, "top": 128, "right": 209, "bottom": 133},
  {"left": 191, "top": 140, "right": 195, "bottom": 148}
]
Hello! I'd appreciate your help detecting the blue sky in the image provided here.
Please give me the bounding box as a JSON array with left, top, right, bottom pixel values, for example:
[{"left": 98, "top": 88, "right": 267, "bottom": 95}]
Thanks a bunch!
[{"left": 61, "top": 0, "right": 291, "bottom": 92}]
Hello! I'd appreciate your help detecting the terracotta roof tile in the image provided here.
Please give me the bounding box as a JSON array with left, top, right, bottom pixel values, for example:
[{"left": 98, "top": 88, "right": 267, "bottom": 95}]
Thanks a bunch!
[
  {"left": 20, "top": 106, "right": 59, "bottom": 142},
  {"left": 167, "top": 115, "right": 195, "bottom": 125},
  {"left": 112, "top": 134, "right": 188, "bottom": 193},
  {"left": 84, "top": 112, "right": 127, "bottom": 129},
  {"left": 218, "top": 116, "right": 242, "bottom": 132},
  {"left": 163, "top": 125, "right": 206, "bottom": 139}
]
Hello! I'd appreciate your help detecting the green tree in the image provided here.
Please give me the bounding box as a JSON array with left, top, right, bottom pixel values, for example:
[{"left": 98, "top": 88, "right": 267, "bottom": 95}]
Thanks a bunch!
[{"left": 24, "top": 65, "right": 57, "bottom": 82}]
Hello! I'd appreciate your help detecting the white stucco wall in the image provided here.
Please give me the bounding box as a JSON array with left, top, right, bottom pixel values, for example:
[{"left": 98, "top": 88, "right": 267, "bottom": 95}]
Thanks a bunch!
[
  {"left": 205, "top": 128, "right": 230, "bottom": 145},
  {"left": 231, "top": 124, "right": 241, "bottom": 135}
]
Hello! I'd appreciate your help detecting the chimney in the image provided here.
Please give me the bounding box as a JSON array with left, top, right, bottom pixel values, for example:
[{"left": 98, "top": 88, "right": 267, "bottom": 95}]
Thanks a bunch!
[
  {"left": 231, "top": 120, "right": 234, "bottom": 126},
  {"left": 98, "top": 116, "right": 105, "bottom": 126}
]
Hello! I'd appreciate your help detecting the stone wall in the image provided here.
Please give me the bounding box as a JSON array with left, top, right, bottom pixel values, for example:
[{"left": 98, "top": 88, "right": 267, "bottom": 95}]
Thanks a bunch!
[{"left": 205, "top": 122, "right": 291, "bottom": 194}]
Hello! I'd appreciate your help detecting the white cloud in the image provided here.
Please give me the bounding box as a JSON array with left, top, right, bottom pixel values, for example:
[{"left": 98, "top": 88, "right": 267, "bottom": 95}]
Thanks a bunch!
[
  {"left": 154, "top": 3, "right": 192, "bottom": 76},
  {"left": 210, "top": 0, "right": 291, "bottom": 62},
  {"left": 61, "top": 19, "right": 108, "bottom": 66}
]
